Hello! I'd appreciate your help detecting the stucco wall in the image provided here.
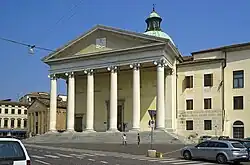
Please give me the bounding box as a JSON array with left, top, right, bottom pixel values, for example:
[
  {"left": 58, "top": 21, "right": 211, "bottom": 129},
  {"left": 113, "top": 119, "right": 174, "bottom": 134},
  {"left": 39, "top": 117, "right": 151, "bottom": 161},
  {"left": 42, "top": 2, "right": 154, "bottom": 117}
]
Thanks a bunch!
[
  {"left": 224, "top": 49, "right": 250, "bottom": 138},
  {"left": 176, "top": 61, "right": 223, "bottom": 137}
]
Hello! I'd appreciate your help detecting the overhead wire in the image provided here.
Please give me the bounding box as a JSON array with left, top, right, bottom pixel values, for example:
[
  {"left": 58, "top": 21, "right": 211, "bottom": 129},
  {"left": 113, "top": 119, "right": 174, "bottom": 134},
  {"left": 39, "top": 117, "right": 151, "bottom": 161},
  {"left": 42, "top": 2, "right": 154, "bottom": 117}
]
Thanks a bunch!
[
  {"left": 37, "top": 0, "right": 85, "bottom": 45},
  {"left": 0, "top": 37, "right": 54, "bottom": 52}
]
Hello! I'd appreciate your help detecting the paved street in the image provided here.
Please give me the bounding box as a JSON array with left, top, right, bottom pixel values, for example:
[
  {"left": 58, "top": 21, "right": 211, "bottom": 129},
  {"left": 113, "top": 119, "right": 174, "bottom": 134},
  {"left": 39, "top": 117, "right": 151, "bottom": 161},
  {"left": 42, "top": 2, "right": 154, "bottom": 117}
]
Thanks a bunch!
[{"left": 26, "top": 145, "right": 239, "bottom": 165}]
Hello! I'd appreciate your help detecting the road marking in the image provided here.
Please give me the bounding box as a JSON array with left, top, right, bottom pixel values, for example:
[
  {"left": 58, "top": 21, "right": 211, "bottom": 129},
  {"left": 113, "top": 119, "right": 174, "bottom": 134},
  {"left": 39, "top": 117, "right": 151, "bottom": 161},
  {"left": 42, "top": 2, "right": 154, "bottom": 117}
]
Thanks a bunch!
[
  {"left": 82, "top": 153, "right": 94, "bottom": 156},
  {"left": 56, "top": 153, "right": 72, "bottom": 158},
  {"left": 148, "top": 159, "right": 160, "bottom": 162},
  {"left": 95, "top": 153, "right": 106, "bottom": 156},
  {"left": 34, "top": 159, "right": 50, "bottom": 165},
  {"left": 88, "top": 158, "right": 95, "bottom": 161},
  {"left": 44, "top": 154, "right": 60, "bottom": 158},
  {"left": 173, "top": 161, "right": 200, "bottom": 164},
  {"left": 188, "top": 163, "right": 216, "bottom": 165},
  {"left": 160, "top": 159, "right": 188, "bottom": 163},
  {"left": 31, "top": 155, "right": 45, "bottom": 159},
  {"left": 70, "top": 153, "right": 84, "bottom": 157},
  {"left": 100, "top": 160, "right": 108, "bottom": 164}
]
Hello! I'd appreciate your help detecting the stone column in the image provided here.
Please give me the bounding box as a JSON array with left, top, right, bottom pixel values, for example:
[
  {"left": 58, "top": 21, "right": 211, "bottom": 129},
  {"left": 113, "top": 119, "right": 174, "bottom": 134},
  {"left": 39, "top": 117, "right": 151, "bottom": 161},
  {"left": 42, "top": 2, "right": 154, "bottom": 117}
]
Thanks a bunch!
[
  {"left": 130, "top": 63, "right": 141, "bottom": 131},
  {"left": 49, "top": 74, "right": 57, "bottom": 133},
  {"left": 84, "top": 69, "right": 95, "bottom": 132},
  {"left": 155, "top": 60, "right": 166, "bottom": 130},
  {"left": 66, "top": 72, "right": 75, "bottom": 132},
  {"left": 41, "top": 111, "right": 44, "bottom": 134},
  {"left": 107, "top": 66, "right": 118, "bottom": 132}
]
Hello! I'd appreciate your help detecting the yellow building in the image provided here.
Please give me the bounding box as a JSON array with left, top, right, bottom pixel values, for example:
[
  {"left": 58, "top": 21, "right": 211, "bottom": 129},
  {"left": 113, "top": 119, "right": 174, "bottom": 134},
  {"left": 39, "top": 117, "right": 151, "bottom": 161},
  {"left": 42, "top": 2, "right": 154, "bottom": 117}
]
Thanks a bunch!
[
  {"left": 42, "top": 8, "right": 250, "bottom": 139},
  {"left": 28, "top": 95, "right": 67, "bottom": 135}
]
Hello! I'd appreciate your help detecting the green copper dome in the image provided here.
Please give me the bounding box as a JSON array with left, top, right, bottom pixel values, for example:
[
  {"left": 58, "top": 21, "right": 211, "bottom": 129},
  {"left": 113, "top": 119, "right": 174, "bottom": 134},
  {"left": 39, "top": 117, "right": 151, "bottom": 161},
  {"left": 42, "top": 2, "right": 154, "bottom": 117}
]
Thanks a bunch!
[
  {"left": 144, "top": 7, "right": 175, "bottom": 45},
  {"left": 144, "top": 30, "right": 175, "bottom": 45}
]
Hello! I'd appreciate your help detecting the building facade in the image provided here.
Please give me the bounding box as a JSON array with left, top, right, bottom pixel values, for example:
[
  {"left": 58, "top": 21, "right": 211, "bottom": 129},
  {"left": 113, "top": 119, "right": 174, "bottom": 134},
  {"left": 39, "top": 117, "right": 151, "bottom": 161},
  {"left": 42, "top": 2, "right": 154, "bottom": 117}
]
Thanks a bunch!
[
  {"left": 27, "top": 94, "right": 67, "bottom": 135},
  {"left": 42, "top": 8, "right": 250, "bottom": 139},
  {"left": 0, "top": 100, "right": 28, "bottom": 137}
]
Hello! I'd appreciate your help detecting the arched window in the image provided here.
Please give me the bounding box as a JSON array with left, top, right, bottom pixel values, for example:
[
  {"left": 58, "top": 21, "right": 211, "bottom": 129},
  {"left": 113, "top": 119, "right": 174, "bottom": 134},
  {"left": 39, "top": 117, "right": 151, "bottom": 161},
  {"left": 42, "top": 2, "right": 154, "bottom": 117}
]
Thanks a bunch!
[
  {"left": 233, "top": 120, "right": 244, "bottom": 138},
  {"left": 17, "top": 118, "right": 21, "bottom": 128},
  {"left": 10, "top": 118, "right": 15, "bottom": 128},
  {"left": 4, "top": 118, "right": 8, "bottom": 128},
  {"left": 23, "top": 119, "right": 27, "bottom": 128}
]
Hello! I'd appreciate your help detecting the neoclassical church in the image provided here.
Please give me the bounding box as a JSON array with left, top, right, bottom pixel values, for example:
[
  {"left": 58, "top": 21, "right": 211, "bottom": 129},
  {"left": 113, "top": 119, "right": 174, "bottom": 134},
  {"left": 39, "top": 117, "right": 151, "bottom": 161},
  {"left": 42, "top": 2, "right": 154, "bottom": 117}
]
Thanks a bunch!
[{"left": 43, "top": 8, "right": 250, "bottom": 139}]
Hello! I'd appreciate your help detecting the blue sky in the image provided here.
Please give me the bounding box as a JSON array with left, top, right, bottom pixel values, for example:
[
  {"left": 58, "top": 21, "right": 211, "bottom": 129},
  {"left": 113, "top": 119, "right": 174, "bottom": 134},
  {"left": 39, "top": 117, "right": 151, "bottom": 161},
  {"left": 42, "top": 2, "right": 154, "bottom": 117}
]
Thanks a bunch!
[{"left": 0, "top": 0, "right": 249, "bottom": 100}]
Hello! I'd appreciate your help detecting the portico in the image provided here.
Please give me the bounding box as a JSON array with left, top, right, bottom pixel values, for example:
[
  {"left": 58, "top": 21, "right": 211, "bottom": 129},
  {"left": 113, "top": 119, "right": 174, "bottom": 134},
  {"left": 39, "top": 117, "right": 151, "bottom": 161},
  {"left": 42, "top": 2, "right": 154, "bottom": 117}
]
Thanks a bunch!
[
  {"left": 43, "top": 9, "right": 180, "bottom": 133},
  {"left": 48, "top": 59, "right": 174, "bottom": 132}
]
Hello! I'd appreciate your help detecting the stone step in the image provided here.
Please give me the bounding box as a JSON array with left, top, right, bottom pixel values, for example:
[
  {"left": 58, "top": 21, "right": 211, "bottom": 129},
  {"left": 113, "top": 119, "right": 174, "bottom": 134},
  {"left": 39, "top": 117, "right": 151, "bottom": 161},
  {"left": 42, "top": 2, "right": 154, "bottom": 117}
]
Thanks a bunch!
[{"left": 23, "top": 131, "right": 184, "bottom": 144}]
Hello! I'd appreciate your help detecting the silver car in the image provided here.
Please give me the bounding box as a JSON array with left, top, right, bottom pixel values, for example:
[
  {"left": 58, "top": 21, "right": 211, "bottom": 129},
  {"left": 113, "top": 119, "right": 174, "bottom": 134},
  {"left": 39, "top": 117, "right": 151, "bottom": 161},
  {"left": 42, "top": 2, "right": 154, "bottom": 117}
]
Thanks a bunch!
[{"left": 181, "top": 140, "right": 248, "bottom": 164}]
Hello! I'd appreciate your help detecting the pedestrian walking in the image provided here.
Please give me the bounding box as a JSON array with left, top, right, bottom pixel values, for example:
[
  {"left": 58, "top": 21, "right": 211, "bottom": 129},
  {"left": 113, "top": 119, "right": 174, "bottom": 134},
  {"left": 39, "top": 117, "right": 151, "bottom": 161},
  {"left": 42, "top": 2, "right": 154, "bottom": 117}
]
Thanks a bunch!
[
  {"left": 137, "top": 133, "right": 140, "bottom": 146},
  {"left": 122, "top": 133, "right": 127, "bottom": 145}
]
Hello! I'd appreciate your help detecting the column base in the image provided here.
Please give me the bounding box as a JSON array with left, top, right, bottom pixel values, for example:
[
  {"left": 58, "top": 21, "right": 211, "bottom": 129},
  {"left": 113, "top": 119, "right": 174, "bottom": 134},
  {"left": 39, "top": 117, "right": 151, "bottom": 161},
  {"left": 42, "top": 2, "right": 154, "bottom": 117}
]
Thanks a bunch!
[
  {"left": 83, "top": 129, "right": 96, "bottom": 133},
  {"left": 63, "top": 129, "right": 76, "bottom": 134},
  {"left": 46, "top": 130, "right": 58, "bottom": 134},
  {"left": 129, "top": 128, "right": 140, "bottom": 132},
  {"left": 106, "top": 128, "right": 119, "bottom": 133}
]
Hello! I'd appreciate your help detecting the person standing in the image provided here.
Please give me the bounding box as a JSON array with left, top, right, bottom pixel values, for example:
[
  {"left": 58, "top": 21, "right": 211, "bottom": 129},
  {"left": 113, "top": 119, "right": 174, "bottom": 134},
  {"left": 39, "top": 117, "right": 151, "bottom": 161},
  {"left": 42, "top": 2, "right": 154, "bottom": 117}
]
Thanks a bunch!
[
  {"left": 137, "top": 133, "right": 141, "bottom": 146},
  {"left": 122, "top": 133, "right": 127, "bottom": 145}
]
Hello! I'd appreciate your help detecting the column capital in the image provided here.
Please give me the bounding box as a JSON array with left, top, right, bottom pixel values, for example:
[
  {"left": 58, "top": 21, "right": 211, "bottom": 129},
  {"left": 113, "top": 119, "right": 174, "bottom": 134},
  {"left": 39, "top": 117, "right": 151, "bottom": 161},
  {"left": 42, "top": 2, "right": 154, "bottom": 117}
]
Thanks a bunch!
[
  {"left": 166, "top": 68, "right": 174, "bottom": 75},
  {"left": 48, "top": 74, "right": 57, "bottom": 80},
  {"left": 153, "top": 59, "right": 167, "bottom": 67},
  {"left": 129, "top": 63, "right": 140, "bottom": 70},
  {"left": 65, "top": 72, "right": 74, "bottom": 78},
  {"left": 84, "top": 69, "right": 94, "bottom": 75},
  {"left": 107, "top": 66, "right": 118, "bottom": 72}
]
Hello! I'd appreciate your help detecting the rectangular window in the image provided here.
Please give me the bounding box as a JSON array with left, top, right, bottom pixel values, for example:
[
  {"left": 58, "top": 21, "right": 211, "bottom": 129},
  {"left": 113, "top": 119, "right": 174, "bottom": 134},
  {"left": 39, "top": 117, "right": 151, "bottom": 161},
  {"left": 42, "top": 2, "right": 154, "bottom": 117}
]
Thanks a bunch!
[
  {"left": 233, "top": 70, "right": 244, "bottom": 88},
  {"left": 24, "top": 110, "right": 27, "bottom": 115},
  {"left": 204, "top": 74, "right": 213, "bottom": 87},
  {"left": 204, "top": 120, "right": 212, "bottom": 130},
  {"left": 185, "top": 76, "right": 193, "bottom": 88},
  {"left": 234, "top": 96, "right": 243, "bottom": 110},
  {"left": 18, "top": 109, "right": 21, "bottom": 114},
  {"left": 204, "top": 98, "right": 212, "bottom": 109},
  {"left": 11, "top": 109, "right": 15, "bottom": 114},
  {"left": 5, "top": 109, "right": 8, "bottom": 114},
  {"left": 4, "top": 119, "right": 8, "bottom": 128},
  {"left": 186, "top": 120, "right": 193, "bottom": 130},
  {"left": 186, "top": 99, "right": 193, "bottom": 110}
]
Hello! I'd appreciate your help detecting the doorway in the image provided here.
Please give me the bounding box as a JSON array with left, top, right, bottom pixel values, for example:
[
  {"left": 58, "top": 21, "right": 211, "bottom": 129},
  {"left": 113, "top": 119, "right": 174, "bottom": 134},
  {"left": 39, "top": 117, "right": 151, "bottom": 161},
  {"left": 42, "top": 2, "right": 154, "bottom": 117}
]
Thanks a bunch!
[
  {"left": 233, "top": 120, "right": 244, "bottom": 138},
  {"left": 105, "top": 100, "right": 125, "bottom": 132},
  {"left": 75, "top": 116, "right": 83, "bottom": 132}
]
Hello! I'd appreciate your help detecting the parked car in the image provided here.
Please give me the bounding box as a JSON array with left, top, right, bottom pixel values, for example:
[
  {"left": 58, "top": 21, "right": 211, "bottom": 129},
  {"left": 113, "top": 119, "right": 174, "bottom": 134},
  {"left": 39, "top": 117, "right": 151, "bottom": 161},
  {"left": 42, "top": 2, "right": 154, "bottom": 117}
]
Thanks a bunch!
[
  {"left": 222, "top": 138, "right": 250, "bottom": 160},
  {"left": 181, "top": 140, "right": 248, "bottom": 164},
  {"left": 0, "top": 137, "right": 31, "bottom": 165}
]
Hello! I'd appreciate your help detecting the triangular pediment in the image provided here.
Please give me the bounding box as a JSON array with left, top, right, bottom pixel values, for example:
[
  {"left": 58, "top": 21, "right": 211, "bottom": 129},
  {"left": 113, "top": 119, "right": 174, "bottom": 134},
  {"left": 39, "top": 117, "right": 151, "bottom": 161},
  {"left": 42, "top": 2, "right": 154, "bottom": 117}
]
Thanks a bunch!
[{"left": 43, "top": 25, "right": 168, "bottom": 62}]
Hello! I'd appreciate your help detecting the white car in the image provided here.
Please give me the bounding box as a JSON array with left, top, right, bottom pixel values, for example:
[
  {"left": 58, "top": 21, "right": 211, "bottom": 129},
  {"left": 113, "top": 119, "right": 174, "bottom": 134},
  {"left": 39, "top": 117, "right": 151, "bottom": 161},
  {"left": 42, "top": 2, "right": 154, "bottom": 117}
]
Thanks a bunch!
[{"left": 0, "top": 137, "right": 30, "bottom": 165}]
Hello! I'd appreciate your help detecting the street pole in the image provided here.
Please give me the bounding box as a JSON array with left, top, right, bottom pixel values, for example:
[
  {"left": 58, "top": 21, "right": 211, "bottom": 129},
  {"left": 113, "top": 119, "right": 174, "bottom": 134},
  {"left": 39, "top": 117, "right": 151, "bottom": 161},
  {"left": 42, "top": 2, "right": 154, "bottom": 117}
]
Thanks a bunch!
[{"left": 150, "top": 120, "right": 154, "bottom": 150}]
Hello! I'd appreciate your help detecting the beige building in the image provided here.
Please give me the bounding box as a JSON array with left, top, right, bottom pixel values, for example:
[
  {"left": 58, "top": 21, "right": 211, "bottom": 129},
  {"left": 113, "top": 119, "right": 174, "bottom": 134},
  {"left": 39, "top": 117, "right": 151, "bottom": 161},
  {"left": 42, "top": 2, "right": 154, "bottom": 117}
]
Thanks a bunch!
[
  {"left": 27, "top": 95, "right": 67, "bottom": 135},
  {"left": 41, "top": 8, "right": 250, "bottom": 139},
  {"left": 0, "top": 100, "right": 28, "bottom": 137}
]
